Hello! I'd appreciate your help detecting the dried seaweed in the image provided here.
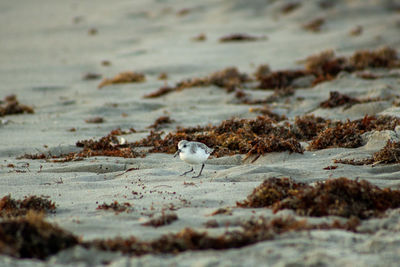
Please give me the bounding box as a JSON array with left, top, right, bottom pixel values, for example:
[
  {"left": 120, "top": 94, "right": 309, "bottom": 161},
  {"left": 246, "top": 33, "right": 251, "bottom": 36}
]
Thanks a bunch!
[
  {"left": 0, "top": 195, "right": 56, "bottom": 218},
  {"left": 237, "top": 178, "right": 307, "bottom": 208},
  {"left": 0, "top": 211, "right": 361, "bottom": 260},
  {"left": 292, "top": 115, "right": 329, "bottom": 141},
  {"left": 98, "top": 71, "right": 146, "bottom": 89},
  {"left": 308, "top": 115, "right": 400, "bottom": 150},
  {"left": 273, "top": 178, "right": 400, "bottom": 219},
  {"left": 0, "top": 95, "right": 34, "bottom": 117},
  {"left": 303, "top": 18, "right": 325, "bottom": 32},
  {"left": 158, "top": 72, "right": 168, "bottom": 80},
  {"left": 84, "top": 216, "right": 359, "bottom": 257},
  {"left": 0, "top": 212, "right": 79, "bottom": 259},
  {"left": 144, "top": 86, "right": 175, "bottom": 98},
  {"left": 349, "top": 46, "right": 399, "bottom": 69},
  {"left": 336, "top": 140, "right": 400, "bottom": 165},
  {"left": 319, "top": 91, "right": 360, "bottom": 108},
  {"left": 192, "top": 33, "right": 206, "bottom": 41},
  {"left": 372, "top": 140, "right": 400, "bottom": 163},
  {"left": 135, "top": 116, "right": 303, "bottom": 158},
  {"left": 147, "top": 116, "right": 175, "bottom": 130},
  {"left": 85, "top": 116, "right": 105, "bottom": 123},
  {"left": 219, "top": 33, "right": 265, "bottom": 42},
  {"left": 82, "top": 72, "right": 102, "bottom": 80},
  {"left": 97, "top": 201, "right": 132, "bottom": 214},
  {"left": 145, "top": 67, "right": 250, "bottom": 98},
  {"left": 209, "top": 208, "right": 232, "bottom": 216},
  {"left": 257, "top": 70, "right": 307, "bottom": 89},
  {"left": 281, "top": 3, "right": 301, "bottom": 14},
  {"left": 142, "top": 212, "right": 178, "bottom": 227},
  {"left": 238, "top": 177, "right": 400, "bottom": 219}
]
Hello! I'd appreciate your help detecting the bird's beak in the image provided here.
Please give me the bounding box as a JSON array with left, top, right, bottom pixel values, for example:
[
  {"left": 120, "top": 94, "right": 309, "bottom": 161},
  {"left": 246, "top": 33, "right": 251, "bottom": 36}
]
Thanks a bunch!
[{"left": 173, "top": 149, "right": 181, "bottom": 158}]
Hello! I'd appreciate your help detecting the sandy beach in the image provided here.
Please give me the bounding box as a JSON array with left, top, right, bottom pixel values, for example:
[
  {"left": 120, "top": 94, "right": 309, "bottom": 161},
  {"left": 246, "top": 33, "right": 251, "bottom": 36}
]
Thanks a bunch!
[{"left": 1, "top": 0, "right": 400, "bottom": 266}]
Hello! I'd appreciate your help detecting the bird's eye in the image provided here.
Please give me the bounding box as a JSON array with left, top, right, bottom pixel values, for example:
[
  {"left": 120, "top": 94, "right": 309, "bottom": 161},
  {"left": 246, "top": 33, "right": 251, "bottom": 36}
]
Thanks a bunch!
[{"left": 183, "top": 145, "right": 187, "bottom": 148}]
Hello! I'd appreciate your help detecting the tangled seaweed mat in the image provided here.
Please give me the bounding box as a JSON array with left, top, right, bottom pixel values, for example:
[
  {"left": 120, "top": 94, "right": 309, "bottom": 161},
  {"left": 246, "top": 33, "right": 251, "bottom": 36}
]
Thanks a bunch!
[
  {"left": 0, "top": 210, "right": 359, "bottom": 260},
  {"left": 0, "top": 95, "right": 33, "bottom": 117},
  {"left": 20, "top": 115, "right": 400, "bottom": 162},
  {"left": 335, "top": 140, "right": 400, "bottom": 165},
  {"left": 144, "top": 46, "right": 399, "bottom": 98},
  {"left": 238, "top": 177, "right": 400, "bottom": 219},
  {"left": 0, "top": 195, "right": 56, "bottom": 218}
]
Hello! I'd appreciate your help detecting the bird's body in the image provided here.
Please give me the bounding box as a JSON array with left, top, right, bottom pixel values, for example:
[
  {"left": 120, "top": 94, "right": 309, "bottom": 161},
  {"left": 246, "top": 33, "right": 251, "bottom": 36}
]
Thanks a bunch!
[{"left": 174, "top": 140, "right": 213, "bottom": 178}]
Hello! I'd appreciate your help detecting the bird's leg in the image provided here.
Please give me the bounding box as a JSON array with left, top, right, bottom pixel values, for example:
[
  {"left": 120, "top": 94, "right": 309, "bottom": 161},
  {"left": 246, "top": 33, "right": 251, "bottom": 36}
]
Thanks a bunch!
[
  {"left": 192, "top": 164, "right": 204, "bottom": 178},
  {"left": 180, "top": 167, "right": 194, "bottom": 176}
]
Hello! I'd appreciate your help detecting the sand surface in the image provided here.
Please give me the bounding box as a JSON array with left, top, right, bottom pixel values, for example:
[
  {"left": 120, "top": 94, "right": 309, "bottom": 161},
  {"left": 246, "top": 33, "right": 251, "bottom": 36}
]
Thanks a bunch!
[{"left": 1, "top": 0, "right": 400, "bottom": 266}]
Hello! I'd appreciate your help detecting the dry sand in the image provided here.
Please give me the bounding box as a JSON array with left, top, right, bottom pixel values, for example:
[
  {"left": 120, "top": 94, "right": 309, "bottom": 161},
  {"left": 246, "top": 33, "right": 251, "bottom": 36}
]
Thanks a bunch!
[{"left": 1, "top": 0, "right": 400, "bottom": 266}]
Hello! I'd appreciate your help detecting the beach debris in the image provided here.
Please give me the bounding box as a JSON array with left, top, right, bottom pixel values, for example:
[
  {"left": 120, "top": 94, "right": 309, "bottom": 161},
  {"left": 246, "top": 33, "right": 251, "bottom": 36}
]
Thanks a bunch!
[
  {"left": 88, "top": 28, "right": 98, "bottom": 35},
  {"left": 19, "top": 115, "right": 400, "bottom": 161},
  {"left": 97, "top": 201, "right": 132, "bottom": 214},
  {"left": 303, "top": 17, "right": 325, "bottom": 32},
  {"left": 144, "top": 86, "right": 175, "bottom": 98},
  {"left": 319, "top": 91, "right": 360, "bottom": 108},
  {"left": 335, "top": 140, "right": 400, "bottom": 166},
  {"left": 82, "top": 72, "right": 102, "bottom": 80},
  {"left": 308, "top": 115, "right": 400, "bottom": 150},
  {"left": 0, "top": 210, "right": 360, "bottom": 260},
  {"left": 141, "top": 212, "right": 178, "bottom": 227},
  {"left": 349, "top": 46, "right": 399, "bottom": 69},
  {"left": 85, "top": 116, "right": 105, "bottom": 124},
  {"left": 0, "top": 95, "right": 34, "bottom": 117},
  {"left": 147, "top": 116, "right": 175, "bottom": 130},
  {"left": 98, "top": 71, "right": 145, "bottom": 89},
  {"left": 0, "top": 195, "right": 56, "bottom": 218},
  {"left": 101, "top": 60, "right": 111, "bottom": 66},
  {"left": 0, "top": 211, "right": 79, "bottom": 259},
  {"left": 237, "top": 178, "right": 307, "bottom": 208},
  {"left": 349, "top": 25, "right": 363, "bottom": 36},
  {"left": 158, "top": 72, "right": 168, "bottom": 80},
  {"left": 281, "top": 2, "right": 301, "bottom": 14},
  {"left": 219, "top": 33, "right": 266, "bottom": 42},
  {"left": 256, "top": 70, "right": 307, "bottom": 89},
  {"left": 253, "top": 64, "right": 271, "bottom": 80},
  {"left": 238, "top": 177, "right": 400, "bottom": 219},
  {"left": 209, "top": 207, "right": 232, "bottom": 216},
  {"left": 192, "top": 33, "right": 206, "bottom": 41},
  {"left": 84, "top": 216, "right": 358, "bottom": 257}
]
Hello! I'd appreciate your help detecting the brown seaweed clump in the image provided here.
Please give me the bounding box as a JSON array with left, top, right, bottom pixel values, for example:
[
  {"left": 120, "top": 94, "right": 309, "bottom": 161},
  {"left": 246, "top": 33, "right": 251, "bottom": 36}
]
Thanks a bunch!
[
  {"left": 281, "top": 2, "right": 301, "bottom": 14},
  {"left": 0, "top": 211, "right": 359, "bottom": 260},
  {"left": 98, "top": 71, "right": 146, "bottom": 89},
  {"left": 0, "top": 211, "right": 79, "bottom": 259},
  {"left": 349, "top": 46, "right": 400, "bottom": 69},
  {"left": 238, "top": 177, "right": 400, "bottom": 219},
  {"left": 274, "top": 178, "right": 400, "bottom": 219},
  {"left": 303, "top": 18, "right": 325, "bottom": 32},
  {"left": 372, "top": 140, "right": 400, "bottom": 164},
  {"left": 0, "top": 95, "right": 34, "bottom": 117},
  {"left": 337, "top": 140, "right": 400, "bottom": 166},
  {"left": 135, "top": 116, "right": 303, "bottom": 159},
  {"left": 84, "top": 216, "right": 358, "bottom": 257},
  {"left": 291, "top": 115, "right": 329, "bottom": 141},
  {"left": 145, "top": 67, "right": 250, "bottom": 98},
  {"left": 237, "top": 178, "right": 307, "bottom": 208},
  {"left": 142, "top": 212, "right": 178, "bottom": 227},
  {"left": 319, "top": 91, "right": 360, "bottom": 109},
  {"left": 96, "top": 201, "right": 132, "bottom": 214},
  {"left": 257, "top": 70, "right": 307, "bottom": 89},
  {"left": 308, "top": 115, "right": 400, "bottom": 150},
  {"left": 219, "top": 33, "right": 265, "bottom": 42},
  {"left": 147, "top": 116, "right": 175, "bottom": 130},
  {"left": 0, "top": 195, "right": 56, "bottom": 218}
]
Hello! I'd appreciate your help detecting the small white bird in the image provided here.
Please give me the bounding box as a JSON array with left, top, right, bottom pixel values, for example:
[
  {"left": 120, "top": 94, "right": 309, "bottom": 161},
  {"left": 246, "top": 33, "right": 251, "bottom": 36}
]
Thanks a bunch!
[{"left": 173, "top": 140, "right": 214, "bottom": 178}]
